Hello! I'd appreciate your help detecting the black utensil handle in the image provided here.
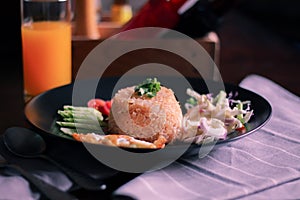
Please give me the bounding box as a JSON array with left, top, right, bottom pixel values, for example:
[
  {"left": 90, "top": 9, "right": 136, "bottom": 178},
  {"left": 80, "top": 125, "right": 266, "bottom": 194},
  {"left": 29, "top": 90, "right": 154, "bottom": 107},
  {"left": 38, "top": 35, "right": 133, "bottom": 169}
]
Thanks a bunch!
[
  {"left": 9, "top": 164, "right": 78, "bottom": 200},
  {"left": 41, "top": 154, "right": 105, "bottom": 191}
]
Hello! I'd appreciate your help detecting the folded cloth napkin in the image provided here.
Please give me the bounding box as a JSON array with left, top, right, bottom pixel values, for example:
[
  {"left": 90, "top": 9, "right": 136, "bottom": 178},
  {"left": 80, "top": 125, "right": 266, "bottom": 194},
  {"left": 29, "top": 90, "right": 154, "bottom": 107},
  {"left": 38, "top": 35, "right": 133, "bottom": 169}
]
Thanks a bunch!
[{"left": 113, "top": 74, "right": 300, "bottom": 200}]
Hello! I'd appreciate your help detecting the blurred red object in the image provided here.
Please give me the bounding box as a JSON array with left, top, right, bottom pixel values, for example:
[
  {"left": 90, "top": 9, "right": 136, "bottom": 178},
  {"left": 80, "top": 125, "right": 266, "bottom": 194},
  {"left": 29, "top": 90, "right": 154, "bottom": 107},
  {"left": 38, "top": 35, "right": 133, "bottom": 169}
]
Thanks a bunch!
[
  {"left": 120, "top": 0, "right": 188, "bottom": 31},
  {"left": 119, "top": 0, "right": 235, "bottom": 38}
]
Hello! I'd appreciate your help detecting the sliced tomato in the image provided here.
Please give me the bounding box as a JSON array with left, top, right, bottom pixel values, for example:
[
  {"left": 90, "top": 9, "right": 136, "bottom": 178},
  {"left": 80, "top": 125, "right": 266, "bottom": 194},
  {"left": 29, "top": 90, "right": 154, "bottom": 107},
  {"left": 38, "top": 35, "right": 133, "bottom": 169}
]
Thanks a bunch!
[
  {"left": 105, "top": 100, "right": 112, "bottom": 109},
  {"left": 236, "top": 125, "right": 246, "bottom": 133},
  {"left": 87, "top": 99, "right": 105, "bottom": 109},
  {"left": 101, "top": 105, "right": 110, "bottom": 116},
  {"left": 87, "top": 98, "right": 111, "bottom": 116}
]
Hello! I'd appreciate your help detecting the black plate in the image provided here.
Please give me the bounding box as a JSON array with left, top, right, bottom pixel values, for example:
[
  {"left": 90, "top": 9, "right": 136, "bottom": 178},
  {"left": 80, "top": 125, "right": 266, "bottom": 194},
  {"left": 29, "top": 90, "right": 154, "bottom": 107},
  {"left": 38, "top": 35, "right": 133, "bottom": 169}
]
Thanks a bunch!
[{"left": 25, "top": 77, "right": 272, "bottom": 159}]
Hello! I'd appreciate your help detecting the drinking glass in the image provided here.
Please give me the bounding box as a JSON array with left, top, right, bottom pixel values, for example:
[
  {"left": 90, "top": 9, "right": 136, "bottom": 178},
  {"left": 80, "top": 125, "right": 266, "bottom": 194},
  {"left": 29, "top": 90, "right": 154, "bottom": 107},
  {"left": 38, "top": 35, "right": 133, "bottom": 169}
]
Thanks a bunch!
[{"left": 21, "top": 0, "right": 72, "bottom": 102}]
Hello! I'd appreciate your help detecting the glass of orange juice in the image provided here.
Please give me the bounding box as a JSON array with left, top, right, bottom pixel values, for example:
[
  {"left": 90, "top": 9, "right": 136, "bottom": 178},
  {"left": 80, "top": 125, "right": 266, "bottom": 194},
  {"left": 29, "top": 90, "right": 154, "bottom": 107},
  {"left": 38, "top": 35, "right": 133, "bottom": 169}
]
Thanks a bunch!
[{"left": 21, "top": 0, "right": 72, "bottom": 102}]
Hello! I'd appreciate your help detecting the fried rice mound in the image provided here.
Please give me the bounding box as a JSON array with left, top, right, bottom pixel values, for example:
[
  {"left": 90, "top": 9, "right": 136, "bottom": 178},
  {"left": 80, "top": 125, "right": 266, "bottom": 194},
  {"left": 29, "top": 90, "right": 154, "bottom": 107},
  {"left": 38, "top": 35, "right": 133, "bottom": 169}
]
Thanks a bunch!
[{"left": 108, "top": 86, "right": 183, "bottom": 143}]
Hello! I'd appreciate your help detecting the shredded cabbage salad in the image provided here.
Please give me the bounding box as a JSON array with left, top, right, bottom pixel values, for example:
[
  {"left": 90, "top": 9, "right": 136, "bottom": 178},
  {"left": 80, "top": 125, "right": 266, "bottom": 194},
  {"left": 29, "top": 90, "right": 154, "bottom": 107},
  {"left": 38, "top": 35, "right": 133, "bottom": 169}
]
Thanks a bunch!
[{"left": 182, "top": 89, "right": 253, "bottom": 144}]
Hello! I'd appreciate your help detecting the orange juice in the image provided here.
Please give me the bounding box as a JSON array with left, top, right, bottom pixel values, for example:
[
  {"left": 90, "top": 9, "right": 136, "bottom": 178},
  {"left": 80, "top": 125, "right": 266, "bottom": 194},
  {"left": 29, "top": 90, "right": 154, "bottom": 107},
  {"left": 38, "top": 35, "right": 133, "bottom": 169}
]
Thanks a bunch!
[{"left": 21, "top": 21, "right": 71, "bottom": 97}]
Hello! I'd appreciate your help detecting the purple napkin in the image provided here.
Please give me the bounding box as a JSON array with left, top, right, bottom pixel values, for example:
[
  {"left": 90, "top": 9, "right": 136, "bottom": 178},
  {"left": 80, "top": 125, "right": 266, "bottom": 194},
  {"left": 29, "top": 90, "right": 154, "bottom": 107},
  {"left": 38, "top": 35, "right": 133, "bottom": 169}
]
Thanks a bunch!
[
  {"left": 0, "top": 169, "right": 72, "bottom": 200},
  {"left": 113, "top": 74, "right": 300, "bottom": 200}
]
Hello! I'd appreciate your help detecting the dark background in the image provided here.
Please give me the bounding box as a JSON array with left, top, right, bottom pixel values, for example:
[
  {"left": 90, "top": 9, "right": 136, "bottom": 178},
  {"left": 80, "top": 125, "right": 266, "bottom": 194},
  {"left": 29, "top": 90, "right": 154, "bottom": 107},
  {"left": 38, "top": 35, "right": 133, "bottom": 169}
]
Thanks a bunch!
[
  {"left": 1, "top": 0, "right": 300, "bottom": 136},
  {"left": 0, "top": 1, "right": 24, "bottom": 132}
]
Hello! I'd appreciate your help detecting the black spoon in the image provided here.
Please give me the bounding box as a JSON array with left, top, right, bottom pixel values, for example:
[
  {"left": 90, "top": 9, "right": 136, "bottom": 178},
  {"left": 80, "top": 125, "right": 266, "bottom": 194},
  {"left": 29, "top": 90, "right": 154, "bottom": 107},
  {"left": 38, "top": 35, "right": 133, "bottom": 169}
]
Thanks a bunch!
[
  {"left": 0, "top": 153, "right": 77, "bottom": 200},
  {"left": 3, "top": 127, "right": 107, "bottom": 191}
]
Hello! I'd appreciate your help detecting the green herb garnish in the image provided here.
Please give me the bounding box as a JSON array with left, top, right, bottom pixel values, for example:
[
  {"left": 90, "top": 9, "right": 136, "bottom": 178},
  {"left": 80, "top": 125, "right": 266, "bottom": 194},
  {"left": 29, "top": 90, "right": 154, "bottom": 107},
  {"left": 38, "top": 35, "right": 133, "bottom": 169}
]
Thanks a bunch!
[
  {"left": 187, "top": 97, "right": 197, "bottom": 106},
  {"left": 134, "top": 78, "right": 161, "bottom": 98}
]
